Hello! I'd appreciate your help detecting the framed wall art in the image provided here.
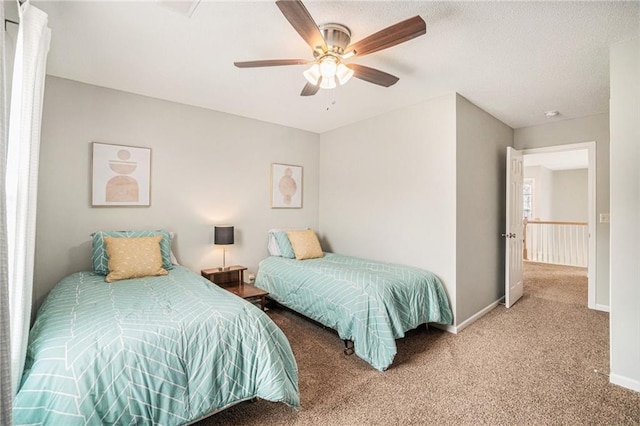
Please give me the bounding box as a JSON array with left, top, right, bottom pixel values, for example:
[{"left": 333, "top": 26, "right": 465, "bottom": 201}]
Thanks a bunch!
[
  {"left": 271, "top": 163, "right": 302, "bottom": 208},
  {"left": 91, "top": 142, "right": 151, "bottom": 207}
]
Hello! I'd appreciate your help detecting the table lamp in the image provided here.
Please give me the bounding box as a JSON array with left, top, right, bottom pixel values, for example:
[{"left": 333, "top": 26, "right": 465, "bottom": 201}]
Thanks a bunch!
[{"left": 214, "top": 225, "right": 234, "bottom": 270}]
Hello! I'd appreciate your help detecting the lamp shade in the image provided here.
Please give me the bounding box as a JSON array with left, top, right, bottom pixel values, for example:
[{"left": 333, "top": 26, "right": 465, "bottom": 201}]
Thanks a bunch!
[{"left": 214, "top": 225, "right": 234, "bottom": 245}]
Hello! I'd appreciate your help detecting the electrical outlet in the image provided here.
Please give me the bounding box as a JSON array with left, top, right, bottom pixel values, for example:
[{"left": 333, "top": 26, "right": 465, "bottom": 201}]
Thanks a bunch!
[
  {"left": 247, "top": 273, "right": 256, "bottom": 284},
  {"left": 599, "top": 213, "right": 610, "bottom": 223}
]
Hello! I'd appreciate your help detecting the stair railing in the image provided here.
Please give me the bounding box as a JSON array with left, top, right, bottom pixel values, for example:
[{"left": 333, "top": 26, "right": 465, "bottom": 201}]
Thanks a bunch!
[{"left": 523, "top": 219, "right": 588, "bottom": 267}]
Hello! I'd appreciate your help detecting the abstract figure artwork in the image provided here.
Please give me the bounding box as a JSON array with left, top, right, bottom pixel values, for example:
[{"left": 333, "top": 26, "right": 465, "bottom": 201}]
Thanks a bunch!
[
  {"left": 92, "top": 142, "right": 151, "bottom": 207},
  {"left": 106, "top": 149, "right": 138, "bottom": 202},
  {"left": 271, "top": 163, "right": 302, "bottom": 208}
]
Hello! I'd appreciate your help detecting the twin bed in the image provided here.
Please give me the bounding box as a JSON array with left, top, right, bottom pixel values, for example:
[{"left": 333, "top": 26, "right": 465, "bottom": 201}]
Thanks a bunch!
[
  {"left": 13, "top": 230, "right": 299, "bottom": 425},
  {"left": 257, "top": 229, "right": 453, "bottom": 371},
  {"left": 13, "top": 266, "right": 299, "bottom": 425},
  {"left": 13, "top": 228, "right": 452, "bottom": 423}
]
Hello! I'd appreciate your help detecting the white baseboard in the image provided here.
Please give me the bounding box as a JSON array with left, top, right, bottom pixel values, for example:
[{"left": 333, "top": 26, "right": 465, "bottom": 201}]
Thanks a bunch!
[
  {"left": 431, "top": 297, "right": 504, "bottom": 335},
  {"left": 610, "top": 373, "right": 640, "bottom": 393},
  {"left": 455, "top": 298, "right": 504, "bottom": 333},
  {"left": 595, "top": 304, "right": 610, "bottom": 312},
  {"left": 432, "top": 323, "right": 458, "bottom": 334}
]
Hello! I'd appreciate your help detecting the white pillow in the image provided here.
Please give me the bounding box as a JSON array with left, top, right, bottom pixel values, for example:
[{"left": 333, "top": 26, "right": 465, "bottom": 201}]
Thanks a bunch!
[
  {"left": 267, "top": 232, "right": 282, "bottom": 256},
  {"left": 267, "top": 227, "right": 308, "bottom": 256},
  {"left": 169, "top": 231, "right": 180, "bottom": 265}
]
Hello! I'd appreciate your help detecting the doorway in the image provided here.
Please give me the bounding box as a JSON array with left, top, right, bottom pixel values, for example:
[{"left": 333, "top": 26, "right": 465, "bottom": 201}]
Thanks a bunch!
[{"left": 521, "top": 142, "right": 597, "bottom": 310}]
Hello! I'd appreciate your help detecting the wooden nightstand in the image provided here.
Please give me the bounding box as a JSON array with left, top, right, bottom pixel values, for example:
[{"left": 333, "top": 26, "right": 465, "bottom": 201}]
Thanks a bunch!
[
  {"left": 201, "top": 265, "right": 247, "bottom": 288},
  {"left": 201, "top": 265, "right": 269, "bottom": 311},
  {"left": 226, "top": 283, "right": 269, "bottom": 312}
]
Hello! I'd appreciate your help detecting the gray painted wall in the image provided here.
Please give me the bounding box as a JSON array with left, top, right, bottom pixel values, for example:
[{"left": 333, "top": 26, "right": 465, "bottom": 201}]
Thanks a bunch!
[
  {"left": 35, "top": 76, "right": 320, "bottom": 310},
  {"left": 319, "top": 94, "right": 458, "bottom": 318},
  {"left": 455, "top": 95, "right": 513, "bottom": 324},
  {"left": 609, "top": 36, "right": 639, "bottom": 392},
  {"left": 524, "top": 166, "right": 553, "bottom": 220},
  {"left": 514, "top": 114, "right": 610, "bottom": 307},
  {"left": 551, "top": 169, "right": 588, "bottom": 222},
  {"left": 524, "top": 167, "right": 588, "bottom": 221},
  {"left": 319, "top": 93, "right": 514, "bottom": 328}
]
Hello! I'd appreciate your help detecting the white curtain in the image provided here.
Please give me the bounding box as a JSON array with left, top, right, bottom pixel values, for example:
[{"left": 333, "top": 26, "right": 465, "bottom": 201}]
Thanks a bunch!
[
  {"left": 1, "top": 1, "right": 13, "bottom": 423},
  {"left": 6, "top": 0, "right": 51, "bottom": 399}
]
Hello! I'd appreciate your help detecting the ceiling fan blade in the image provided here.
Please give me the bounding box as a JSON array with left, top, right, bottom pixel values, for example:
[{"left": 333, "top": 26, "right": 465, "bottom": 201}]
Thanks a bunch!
[
  {"left": 348, "top": 64, "right": 399, "bottom": 87},
  {"left": 300, "top": 82, "right": 320, "bottom": 96},
  {"left": 347, "top": 16, "right": 426, "bottom": 57},
  {"left": 276, "top": 0, "right": 327, "bottom": 52},
  {"left": 234, "top": 59, "right": 310, "bottom": 68}
]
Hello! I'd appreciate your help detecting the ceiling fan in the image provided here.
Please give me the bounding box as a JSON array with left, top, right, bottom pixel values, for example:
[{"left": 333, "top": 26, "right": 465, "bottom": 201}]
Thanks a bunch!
[{"left": 234, "top": 0, "right": 426, "bottom": 96}]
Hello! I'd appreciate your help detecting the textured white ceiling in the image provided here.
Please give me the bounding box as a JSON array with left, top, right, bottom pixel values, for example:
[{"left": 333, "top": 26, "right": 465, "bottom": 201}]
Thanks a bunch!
[{"left": 30, "top": 1, "right": 640, "bottom": 133}]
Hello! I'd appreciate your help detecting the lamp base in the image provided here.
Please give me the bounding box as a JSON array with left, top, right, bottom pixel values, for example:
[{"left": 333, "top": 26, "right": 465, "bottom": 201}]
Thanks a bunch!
[{"left": 222, "top": 247, "right": 227, "bottom": 271}]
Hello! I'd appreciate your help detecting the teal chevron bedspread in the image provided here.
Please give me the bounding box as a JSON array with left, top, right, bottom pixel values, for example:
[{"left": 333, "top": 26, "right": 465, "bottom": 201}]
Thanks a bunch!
[
  {"left": 13, "top": 266, "right": 299, "bottom": 425},
  {"left": 255, "top": 253, "right": 453, "bottom": 371}
]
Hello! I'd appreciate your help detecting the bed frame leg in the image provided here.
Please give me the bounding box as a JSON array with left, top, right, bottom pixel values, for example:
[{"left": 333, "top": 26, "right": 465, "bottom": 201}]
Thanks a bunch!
[{"left": 343, "top": 339, "right": 354, "bottom": 356}]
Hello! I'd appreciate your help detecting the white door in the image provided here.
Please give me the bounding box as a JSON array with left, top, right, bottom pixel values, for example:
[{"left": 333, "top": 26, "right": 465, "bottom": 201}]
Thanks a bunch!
[{"left": 505, "top": 147, "right": 524, "bottom": 308}]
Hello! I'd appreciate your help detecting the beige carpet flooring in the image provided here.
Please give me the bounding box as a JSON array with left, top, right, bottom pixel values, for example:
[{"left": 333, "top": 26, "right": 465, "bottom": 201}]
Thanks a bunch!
[{"left": 200, "top": 262, "right": 640, "bottom": 425}]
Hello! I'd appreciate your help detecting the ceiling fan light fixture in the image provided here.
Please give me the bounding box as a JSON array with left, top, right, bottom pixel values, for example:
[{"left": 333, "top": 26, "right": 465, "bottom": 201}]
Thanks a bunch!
[
  {"left": 319, "top": 76, "right": 337, "bottom": 89},
  {"left": 306, "top": 55, "right": 343, "bottom": 89},
  {"left": 336, "top": 63, "right": 354, "bottom": 85},
  {"left": 319, "top": 56, "right": 338, "bottom": 79},
  {"left": 303, "top": 63, "right": 321, "bottom": 85}
]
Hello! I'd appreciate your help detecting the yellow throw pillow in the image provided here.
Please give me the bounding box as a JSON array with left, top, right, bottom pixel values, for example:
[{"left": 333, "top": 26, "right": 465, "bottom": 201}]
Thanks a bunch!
[
  {"left": 286, "top": 229, "right": 324, "bottom": 260},
  {"left": 104, "top": 235, "right": 168, "bottom": 282}
]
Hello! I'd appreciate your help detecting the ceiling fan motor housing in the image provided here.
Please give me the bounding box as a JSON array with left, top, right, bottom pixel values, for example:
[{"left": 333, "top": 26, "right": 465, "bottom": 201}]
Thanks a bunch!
[{"left": 318, "top": 23, "right": 351, "bottom": 54}]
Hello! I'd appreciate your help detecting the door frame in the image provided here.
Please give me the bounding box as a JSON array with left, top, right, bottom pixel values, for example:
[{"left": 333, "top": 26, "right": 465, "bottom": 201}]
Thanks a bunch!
[{"left": 522, "top": 141, "right": 597, "bottom": 310}]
